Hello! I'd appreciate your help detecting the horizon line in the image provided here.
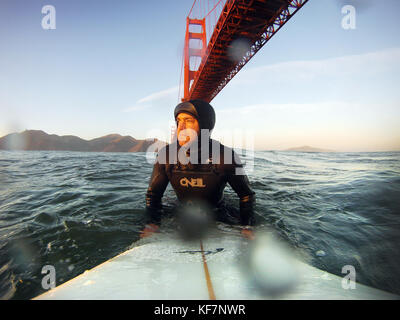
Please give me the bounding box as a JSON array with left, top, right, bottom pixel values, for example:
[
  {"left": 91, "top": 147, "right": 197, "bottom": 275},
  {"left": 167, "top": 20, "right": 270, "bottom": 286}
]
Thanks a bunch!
[{"left": 1, "top": 129, "right": 399, "bottom": 153}]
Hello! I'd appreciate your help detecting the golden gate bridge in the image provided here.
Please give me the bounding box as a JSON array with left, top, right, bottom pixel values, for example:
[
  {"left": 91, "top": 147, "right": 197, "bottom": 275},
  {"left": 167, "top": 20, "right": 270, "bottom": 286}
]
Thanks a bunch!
[{"left": 179, "top": 0, "right": 309, "bottom": 103}]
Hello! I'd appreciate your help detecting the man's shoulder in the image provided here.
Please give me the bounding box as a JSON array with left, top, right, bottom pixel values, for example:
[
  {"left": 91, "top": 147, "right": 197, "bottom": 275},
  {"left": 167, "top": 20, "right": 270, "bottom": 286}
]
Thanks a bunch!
[
  {"left": 209, "top": 139, "right": 230, "bottom": 152},
  {"left": 155, "top": 142, "right": 179, "bottom": 164},
  {"left": 209, "top": 139, "right": 241, "bottom": 166},
  {"left": 157, "top": 142, "right": 178, "bottom": 153}
]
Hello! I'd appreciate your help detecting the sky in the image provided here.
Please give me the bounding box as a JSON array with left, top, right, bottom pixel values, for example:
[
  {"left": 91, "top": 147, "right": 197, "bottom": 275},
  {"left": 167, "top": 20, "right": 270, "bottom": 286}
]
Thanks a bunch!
[{"left": 1, "top": 0, "right": 400, "bottom": 152}]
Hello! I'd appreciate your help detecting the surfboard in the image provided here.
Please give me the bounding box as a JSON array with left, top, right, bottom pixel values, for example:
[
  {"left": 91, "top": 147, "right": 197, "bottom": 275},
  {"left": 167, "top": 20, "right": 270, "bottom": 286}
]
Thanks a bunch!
[{"left": 34, "top": 225, "right": 399, "bottom": 300}]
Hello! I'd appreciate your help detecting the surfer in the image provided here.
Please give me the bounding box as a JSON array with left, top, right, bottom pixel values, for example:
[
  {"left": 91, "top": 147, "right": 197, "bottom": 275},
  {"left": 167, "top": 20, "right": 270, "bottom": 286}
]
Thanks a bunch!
[{"left": 141, "top": 100, "right": 255, "bottom": 239}]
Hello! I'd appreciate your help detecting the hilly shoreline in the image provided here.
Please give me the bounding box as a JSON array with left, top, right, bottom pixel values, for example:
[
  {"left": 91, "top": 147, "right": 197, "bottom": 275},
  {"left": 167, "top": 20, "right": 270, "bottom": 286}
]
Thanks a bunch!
[
  {"left": 0, "top": 130, "right": 165, "bottom": 153},
  {"left": 0, "top": 131, "right": 338, "bottom": 154}
]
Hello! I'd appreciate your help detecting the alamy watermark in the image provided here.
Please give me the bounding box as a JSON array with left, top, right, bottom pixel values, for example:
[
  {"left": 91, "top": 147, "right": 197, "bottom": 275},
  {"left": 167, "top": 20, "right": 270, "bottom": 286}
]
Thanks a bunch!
[
  {"left": 341, "top": 265, "right": 356, "bottom": 290},
  {"left": 341, "top": 5, "right": 356, "bottom": 30},
  {"left": 145, "top": 125, "right": 254, "bottom": 175},
  {"left": 41, "top": 5, "right": 56, "bottom": 30},
  {"left": 41, "top": 265, "right": 56, "bottom": 290}
]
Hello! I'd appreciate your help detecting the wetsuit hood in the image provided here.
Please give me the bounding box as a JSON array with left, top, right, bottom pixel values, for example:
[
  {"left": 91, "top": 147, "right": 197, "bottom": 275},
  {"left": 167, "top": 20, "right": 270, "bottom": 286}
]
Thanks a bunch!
[{"left": 174, "top": 100, "right": 216, "bottom": 131}]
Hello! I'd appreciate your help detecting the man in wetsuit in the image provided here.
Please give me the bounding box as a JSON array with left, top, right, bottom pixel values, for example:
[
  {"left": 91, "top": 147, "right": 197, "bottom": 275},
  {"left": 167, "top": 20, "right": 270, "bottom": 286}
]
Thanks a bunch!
[{"left": 141, "top": 99, "right": 255, "bottom": 239}]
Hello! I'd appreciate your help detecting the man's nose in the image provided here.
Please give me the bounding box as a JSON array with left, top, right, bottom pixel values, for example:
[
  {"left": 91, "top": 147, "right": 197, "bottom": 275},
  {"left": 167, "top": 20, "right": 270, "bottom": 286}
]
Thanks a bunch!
[{"left": 177, "top": 121, "right": 186, "bottom": 129}]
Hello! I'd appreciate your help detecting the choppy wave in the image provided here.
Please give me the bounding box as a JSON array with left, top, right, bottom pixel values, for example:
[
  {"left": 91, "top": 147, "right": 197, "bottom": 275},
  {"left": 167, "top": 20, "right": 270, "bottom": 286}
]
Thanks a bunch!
[{"left": 0, "top": 150, "right": 399, "bottom": 299}]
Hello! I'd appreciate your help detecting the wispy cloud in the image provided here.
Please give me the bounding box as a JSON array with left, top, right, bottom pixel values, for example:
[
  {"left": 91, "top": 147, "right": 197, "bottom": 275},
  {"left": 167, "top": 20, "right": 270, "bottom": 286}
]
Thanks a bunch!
[
  {"left": 123, "top": 86, "right": 179, "bottom": 112},
  {"left": 137, "top": 86, "right": 179, "bottom": 104},
  {"left": 122, "top": 104, "right": 150, "bottom": 113},
  {"left": 231, "top": 47, "right": 400, "bottom": 85},
  {"left": 218, "top": 101, "right": 352, "bottom": 116}
]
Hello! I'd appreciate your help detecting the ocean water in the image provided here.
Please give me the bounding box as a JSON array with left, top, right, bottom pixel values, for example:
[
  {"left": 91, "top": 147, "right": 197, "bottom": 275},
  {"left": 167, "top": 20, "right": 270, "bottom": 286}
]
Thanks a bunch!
[{"left": 0, "top": 150, "right": 399, "bottom": 299}]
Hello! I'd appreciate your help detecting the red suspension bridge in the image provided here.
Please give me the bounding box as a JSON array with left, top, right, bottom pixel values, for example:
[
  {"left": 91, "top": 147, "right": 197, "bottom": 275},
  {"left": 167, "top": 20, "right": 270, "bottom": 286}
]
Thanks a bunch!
[{"left": 179, "top": 0, "right": 309, "bottom": 103}]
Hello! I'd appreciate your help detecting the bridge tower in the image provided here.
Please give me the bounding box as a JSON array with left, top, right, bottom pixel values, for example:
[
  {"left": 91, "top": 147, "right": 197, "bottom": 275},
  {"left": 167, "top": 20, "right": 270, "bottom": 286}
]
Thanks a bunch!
[{"left": 183, "top": 18, "right": 207, "bottom": 102}]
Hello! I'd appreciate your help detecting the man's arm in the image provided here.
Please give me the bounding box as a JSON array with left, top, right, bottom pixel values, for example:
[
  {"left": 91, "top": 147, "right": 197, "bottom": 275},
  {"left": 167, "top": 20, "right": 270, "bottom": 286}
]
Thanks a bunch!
[
  {"left": 225, "top": 151, "right": 256, "bottom": 226},
  {"left": 145, "top": 156, "right": 169, "bottom": 226}
]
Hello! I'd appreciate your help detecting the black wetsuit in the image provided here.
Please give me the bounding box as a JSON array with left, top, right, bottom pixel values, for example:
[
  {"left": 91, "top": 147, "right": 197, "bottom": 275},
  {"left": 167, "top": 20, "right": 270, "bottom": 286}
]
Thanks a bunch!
[{"left": 145, "top": 138, "right": 256, "bottom": 226}]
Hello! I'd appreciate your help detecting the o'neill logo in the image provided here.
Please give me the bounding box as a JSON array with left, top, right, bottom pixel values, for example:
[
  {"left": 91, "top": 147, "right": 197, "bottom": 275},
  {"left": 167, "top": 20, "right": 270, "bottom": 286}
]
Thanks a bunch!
[{"left": 180, "top": 177, "right": 206, "bottom": 188}]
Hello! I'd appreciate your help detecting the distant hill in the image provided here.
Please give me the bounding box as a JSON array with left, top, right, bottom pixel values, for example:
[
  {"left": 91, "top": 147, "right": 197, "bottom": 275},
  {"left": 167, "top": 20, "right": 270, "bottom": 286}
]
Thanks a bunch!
[
  {"left": 284, "top": 145, "right": 335, "bottom": 153},
  {"left": 0, "top": 130, "right": 166, "bottom": 152}
]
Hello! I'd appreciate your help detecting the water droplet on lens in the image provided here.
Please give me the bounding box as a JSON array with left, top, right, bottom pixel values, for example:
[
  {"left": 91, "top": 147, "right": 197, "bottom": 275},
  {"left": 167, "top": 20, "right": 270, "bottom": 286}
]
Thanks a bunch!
[
  {"left": 244, "top": 232, "right": 299, "bottom": 297},
  {"left": 316, "top": 250, "right": 326, "bottom": 257},
  {"left": 227, "top": 37, "right": 252, "bottom": 63}
]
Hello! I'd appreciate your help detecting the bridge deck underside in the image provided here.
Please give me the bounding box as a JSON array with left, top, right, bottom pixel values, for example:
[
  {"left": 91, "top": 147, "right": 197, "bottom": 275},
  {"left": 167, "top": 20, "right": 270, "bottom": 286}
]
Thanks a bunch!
[{"left": 188, "top": 0, "right": 306, "bottom": 102}]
